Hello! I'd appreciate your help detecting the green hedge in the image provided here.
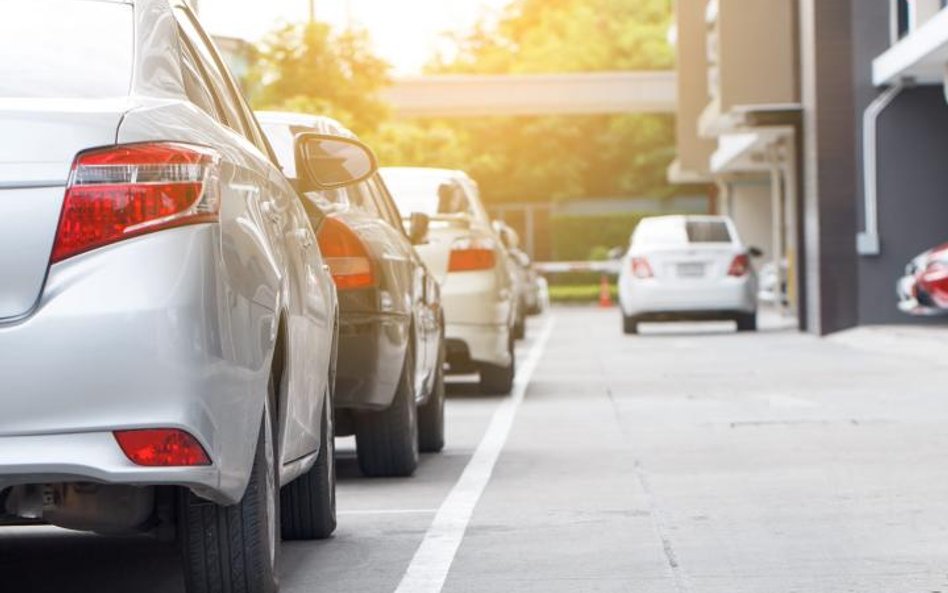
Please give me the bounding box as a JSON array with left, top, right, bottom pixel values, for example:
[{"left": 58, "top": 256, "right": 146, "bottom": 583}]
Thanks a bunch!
[
  {"left": 551, "top": 212, "right": 655, "bottom": 261},
  {"left": 548, "top": 283, "right": 619, "bottom": 304}
]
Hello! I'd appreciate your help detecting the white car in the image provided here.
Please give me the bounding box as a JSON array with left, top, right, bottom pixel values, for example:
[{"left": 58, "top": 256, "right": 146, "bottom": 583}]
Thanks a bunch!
[
  {"left": 618, "top": 215, "right": 760, "bottom": 333},
  {"left": 380, "top": 167, "right": 517, "bottom": 394}
]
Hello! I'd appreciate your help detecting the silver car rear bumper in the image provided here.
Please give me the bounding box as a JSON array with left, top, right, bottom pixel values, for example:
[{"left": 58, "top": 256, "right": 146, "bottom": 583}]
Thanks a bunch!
[{"left": 0, "top": 226, "right": 271, "bottom": 505}]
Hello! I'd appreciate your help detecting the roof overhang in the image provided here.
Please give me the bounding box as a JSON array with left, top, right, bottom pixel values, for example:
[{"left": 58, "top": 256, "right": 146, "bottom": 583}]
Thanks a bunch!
[
  {"left": 667, "top": 159, "right": 713, "bottom": 185},
  {"left": 873, "top": 8, "right": 948, "bottom": 86},
  {"left": 710, "top": 127, "right": 794, "bottom": 174}
]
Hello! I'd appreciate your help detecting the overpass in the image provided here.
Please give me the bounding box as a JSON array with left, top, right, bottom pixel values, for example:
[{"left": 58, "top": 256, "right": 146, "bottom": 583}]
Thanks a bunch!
[{"left": 382, "top": 71, "right": 677, "bottom": 118}]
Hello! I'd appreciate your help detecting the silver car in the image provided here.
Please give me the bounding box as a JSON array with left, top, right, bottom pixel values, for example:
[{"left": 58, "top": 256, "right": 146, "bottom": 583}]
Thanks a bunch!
[
  {"left": 0, "top": 2, "right": 376, "bottom": 591},
  {"left": 618, "top": 215, "right": 760, "bottom": 334}
]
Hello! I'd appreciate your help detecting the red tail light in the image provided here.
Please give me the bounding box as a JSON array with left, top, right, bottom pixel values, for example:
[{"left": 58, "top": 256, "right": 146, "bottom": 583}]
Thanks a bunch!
[
  {"left": 51, "top": 143, "right": 220, "bottom": 263},
  {"left": 920, "top": 260, "right": 948, "bottom": 304},
  {"left": 631, "top": 257, "right": 653, "bottom": 279},
  {"left": 728, "top": 254, "right": 751, "bottom": 277},
  {"left": 449, "top": 237, "right": 496, "bottom": 272},
  {"left": 114, "top": 429, "right": 211, "bottom": 467},
  {"left": 317, "top": 217, "right": 375, "bottom": 290}
]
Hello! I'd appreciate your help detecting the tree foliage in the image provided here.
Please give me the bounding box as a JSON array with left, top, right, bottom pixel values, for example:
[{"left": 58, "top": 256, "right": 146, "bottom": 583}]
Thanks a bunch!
[
  {"left": 374, "top": 0, "right": 677, "bottom": 206},
  {"left": 253, "top": 22, "right": 391, "bottom": 135}
]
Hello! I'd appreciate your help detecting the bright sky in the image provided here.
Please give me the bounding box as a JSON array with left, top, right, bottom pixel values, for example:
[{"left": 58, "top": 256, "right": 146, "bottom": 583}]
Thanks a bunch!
[{"left": 198, "top": 0, "right": 513, "bottom": 74}]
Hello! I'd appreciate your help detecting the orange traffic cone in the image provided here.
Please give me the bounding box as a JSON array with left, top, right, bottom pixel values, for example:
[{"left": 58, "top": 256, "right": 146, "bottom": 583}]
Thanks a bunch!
[{"left": 598, "top": 274, "right": 613, "bottom": 308}]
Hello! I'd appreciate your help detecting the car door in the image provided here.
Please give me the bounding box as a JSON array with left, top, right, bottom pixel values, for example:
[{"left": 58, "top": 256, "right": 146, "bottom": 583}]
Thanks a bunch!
[{"left": 175, "top": 7, "right": 331, "bottom": 464}]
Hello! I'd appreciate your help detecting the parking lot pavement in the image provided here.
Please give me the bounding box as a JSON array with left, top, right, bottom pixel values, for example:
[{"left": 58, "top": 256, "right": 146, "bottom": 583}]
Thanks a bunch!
[{"left": 4, "top": 306, "right": 948, "bottom": 592}]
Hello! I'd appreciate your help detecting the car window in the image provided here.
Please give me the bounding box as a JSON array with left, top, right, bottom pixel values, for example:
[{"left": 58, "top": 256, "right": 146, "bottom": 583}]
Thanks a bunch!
[
  {"left": 347, "top": 182, "right": 383, "bottom": 219},
  {"left": 367, "top": 177, "right": 406, "bottom": 229},
  {"left": 260, "top": 121, "right": 297, "bottom": 178},
  {"left": 633, "top": 218, "right": 734, "bottom": 247},
  {"left": 686, "top": 221, "right": 733, "bottom": 243},
  {"left": 632, "top": 218, "right": 687, "bottom": 247},
  {"left": 174, "top": 9, "right": 247, "bottom": 136},
  {"left": 381, "top": 172, "right": 473, "bottom": 218},
  {"left": 0, "top": 2, "right": 132, "bottom": 98},
  {"left": 177, "top": 34, "right": 225, "bottom": 123}
]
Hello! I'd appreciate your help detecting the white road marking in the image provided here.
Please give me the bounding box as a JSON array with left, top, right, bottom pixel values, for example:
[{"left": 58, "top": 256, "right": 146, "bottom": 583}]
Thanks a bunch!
[{"left": 393, "top": 317, "right": 557, "bottom": 593}]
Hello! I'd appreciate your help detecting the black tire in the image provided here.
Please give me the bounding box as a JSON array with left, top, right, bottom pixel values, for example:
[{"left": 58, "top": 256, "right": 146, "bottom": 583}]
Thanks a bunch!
[
  {"left": 479, "top": 335, "right": 515, "bottom": 395},
  {"left": 513, "top": 306, "right": 526, "bottom": 341},
  {"left": 280, "top": 392, "right": 336, "bottom": 540},
  {"left": 622, "top": 313, "right": 639, "bottom": 335},
  {"left": 736, "top": 312, "right": 758, "bottom": 332},
  {"left": 418, "top": 340, "right": 446, "bottom": 454},
  {"left": 179, "top": 405, "right": 279, "bottom": 593},
  {"left": 354, "top": 345, "right": 419, "bottom": 477}
]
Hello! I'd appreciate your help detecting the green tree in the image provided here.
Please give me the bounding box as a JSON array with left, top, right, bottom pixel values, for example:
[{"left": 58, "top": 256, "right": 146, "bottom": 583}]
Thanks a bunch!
[
  {"left": 253, "top": 22, "right": 391, "bottom": 135},
  {"left": 376, "top": 0, "right": 678, "bottom": 208}
]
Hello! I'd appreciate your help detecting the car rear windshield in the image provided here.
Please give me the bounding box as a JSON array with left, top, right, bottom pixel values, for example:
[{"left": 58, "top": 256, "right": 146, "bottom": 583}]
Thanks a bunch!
[
  {"left": 381, "top": 171, "right": 473, "bottom": 218},
  {"left": 633, "top": 219, "right": 733, "bottom": 246},
  {"left": 0, "top": 2, "right": 133, "bottom": 99}
]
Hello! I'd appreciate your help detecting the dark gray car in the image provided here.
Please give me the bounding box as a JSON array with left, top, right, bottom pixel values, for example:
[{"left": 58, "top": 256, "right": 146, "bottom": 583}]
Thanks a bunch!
[{"left": 259, "top": 112, "right": 447, "bottom": 478}]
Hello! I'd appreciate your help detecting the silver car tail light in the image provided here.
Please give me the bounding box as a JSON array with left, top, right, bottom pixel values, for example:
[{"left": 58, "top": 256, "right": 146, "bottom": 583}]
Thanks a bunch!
[{"left": 51, "top": 142, "right": 221, "bottom": 263}]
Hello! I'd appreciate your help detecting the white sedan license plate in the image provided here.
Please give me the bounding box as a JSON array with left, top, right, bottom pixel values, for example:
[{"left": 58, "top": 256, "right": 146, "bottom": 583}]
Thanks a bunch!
[{"left": 677, "top": 263, "right": 705, "bottom": 278}]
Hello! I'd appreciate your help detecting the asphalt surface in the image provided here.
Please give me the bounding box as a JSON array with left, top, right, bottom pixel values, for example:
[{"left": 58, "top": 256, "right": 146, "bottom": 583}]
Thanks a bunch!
[{"left": 3, "top": 306, "right": 948, "bottom": 593}]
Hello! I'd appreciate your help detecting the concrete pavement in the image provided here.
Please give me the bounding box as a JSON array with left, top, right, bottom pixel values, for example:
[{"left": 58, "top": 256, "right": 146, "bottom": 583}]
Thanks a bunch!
[{"left": 3, "top": 307, "right": 948, "bottom": 592}]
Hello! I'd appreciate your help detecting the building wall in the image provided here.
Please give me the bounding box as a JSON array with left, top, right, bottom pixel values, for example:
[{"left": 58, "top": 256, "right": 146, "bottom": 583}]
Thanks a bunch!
[
  {"left": 860, "top": 87, "right": 948, "bottom": 325},
  {"left": 728, "top": 180, "right": 775, "bottom": 262},
  {"left": 717, "top": 0, "right": 798, "bottom": 110},
  {"left": 849, "top": 2, "right": 948, "bottom": 326},
  {"left": 798, "top": 0, "right": 860, "bottom": 335},
  {"left": 674, "top": 0, "right": 716, "bottom": 174}
]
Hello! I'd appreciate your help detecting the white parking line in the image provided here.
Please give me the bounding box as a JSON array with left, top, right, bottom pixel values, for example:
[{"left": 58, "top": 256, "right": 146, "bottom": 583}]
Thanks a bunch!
[{"left": 393, "top": 317, "right": 557, "bottom": 593}]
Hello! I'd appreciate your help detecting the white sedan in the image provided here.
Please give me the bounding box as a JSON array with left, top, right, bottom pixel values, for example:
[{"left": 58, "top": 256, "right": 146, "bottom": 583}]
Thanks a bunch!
[
  {"left": 618, "top": 215, "right": 760, "bottom": 333},
  {"left": 380, "top": 167, "right": 518, "bottom": 394}
]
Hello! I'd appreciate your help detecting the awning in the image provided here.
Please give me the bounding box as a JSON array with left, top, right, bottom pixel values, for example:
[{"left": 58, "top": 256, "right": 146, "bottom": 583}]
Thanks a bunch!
[{"left": 873, "top": 9, "right": 948, "bottom": 86}]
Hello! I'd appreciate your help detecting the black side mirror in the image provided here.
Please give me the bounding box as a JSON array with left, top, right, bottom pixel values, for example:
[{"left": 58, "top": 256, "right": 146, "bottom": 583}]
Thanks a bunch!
[
  {"left": 748, "top": 246, "right": 765, "bottom": 258},
  {"left": 408, "top": 212, "right": 430, "bottom": 245},
  {"left": 294, "top": 133, "right": 377, "bottom": 192}
]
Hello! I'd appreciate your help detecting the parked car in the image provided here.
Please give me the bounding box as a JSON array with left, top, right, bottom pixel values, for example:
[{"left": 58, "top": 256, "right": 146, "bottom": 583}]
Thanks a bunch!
[
  {"left": 618, "top": 215, "right": 761, "bottom": 334},
  {"left": 493, "top": 221, "right": 529, "bottom": 339},
  {"left": 0, "top": 2, "right": 368, "bottom": 591},
  {"left": 380, "top": 167, "right": 517, "bottom": 394},
  {"left": 494, "top": 221, "right": 543, "bottom": 318},
  {"left": 898, "top": 242, "right": 948, "bottom": 315},
  {"left": 258, "top": 112, "right": 447, "bottom": 476},
  {"left": 513, "top": 249, "right": 544, "bottom": 316}
]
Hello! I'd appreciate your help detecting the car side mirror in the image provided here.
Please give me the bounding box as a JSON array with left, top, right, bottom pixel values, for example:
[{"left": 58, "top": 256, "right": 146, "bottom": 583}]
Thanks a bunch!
[
  {"left": 748, "top": 246, "right": 764, "bottom": 258},
  {"left": 408, "top": 211, "right": 430, "bottom": 245},
  {"left": 294, "top": 133, "right": 377, "bottom": 192}
]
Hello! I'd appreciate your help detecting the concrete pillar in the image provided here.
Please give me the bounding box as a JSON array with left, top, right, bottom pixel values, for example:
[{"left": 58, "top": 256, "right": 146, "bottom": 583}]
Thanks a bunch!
[{"left": 798, "top": 0, "right": 859, "bottom": 335}]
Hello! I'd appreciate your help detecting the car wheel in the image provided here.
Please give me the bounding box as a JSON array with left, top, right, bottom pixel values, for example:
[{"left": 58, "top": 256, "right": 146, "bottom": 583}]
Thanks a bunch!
[
  {"left": 736, "top": 312, "right": 757, "bottom": 332},
  {"left": 179, "top": 401, "right": 279, "bottom": 593},
  {"left": 513, "top": 311, "right": 526, "bottom": 341},
  {"left": 354, "top": 345, "right": 420, "bottom": 477},
  {"left": 418, "top": 339, "right": 446, "bottom": 454},
  {"left": 280, "top": 390, "right": 336, "bottom": 540},
  {"left": 479, "top": 335, "right": 515, "bottom": 395},
  {"left": 622, "top": 313, "right": 639, "bottom": 335}
]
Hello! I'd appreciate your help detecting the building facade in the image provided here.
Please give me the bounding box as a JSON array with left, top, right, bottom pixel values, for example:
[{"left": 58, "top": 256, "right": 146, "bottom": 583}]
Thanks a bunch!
[{"left": 672, "top": 0, "right": 948, "bottom": 334}]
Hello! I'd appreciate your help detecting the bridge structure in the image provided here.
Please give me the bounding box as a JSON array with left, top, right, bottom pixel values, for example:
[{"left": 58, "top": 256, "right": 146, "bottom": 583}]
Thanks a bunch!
[{"left": 382, "top": 71, "right": 677, "bottom": 118}]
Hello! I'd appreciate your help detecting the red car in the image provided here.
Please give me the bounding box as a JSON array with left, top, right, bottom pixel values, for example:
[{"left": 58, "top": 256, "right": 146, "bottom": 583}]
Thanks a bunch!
[{"left": 898, "top": 242, "right": 948, "bottom": 315}]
